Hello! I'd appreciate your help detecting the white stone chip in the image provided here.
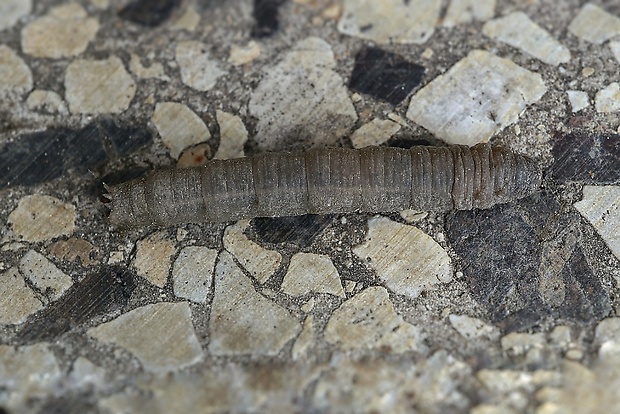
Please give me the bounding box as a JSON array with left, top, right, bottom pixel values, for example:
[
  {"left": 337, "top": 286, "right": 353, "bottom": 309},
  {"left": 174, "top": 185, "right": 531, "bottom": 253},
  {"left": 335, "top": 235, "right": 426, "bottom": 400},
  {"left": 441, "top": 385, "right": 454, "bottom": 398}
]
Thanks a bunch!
[
  {"left": 292, "top": 315, "right": 315, "bottom": 360},
  {"left": 611, "top": 41, "right": 620, "bottom": 64},
  {"left": 568, "top": 3, "right": 620, "bottom": 45},
  {"left": 595, "top": 83, "right": 620, "bottom": 113},
  {"left": 574, "top": 186, "right": 620, "bottom": 260},
  {"left": 88, "top": 302, "right": 203, "bottom": 373},
  {"left": 476, "top": 369, "right": 561, "bottom": 394},
  {"left": 0, "top": 344, "right": 61, "bottom": 411},
  {"left": 350, "top": 119, "right": 401, "bottom": 149},
  {"left": 21, "top": 3, "right": 99, "bottom": 58},
  {"left": 449, "top": 314, "right": 500, "bottom": 341},
  {"left": 338, "top": 0, "right": 441, "bottom": 44},
  {"left": 208, "top": 251, "right": 302, "bottom": 356},
  {"left": 281, "top": 252, "right": 344, "bottom": 298},
  {"left": 133, "top": 231, "right": 176, "bottom": 288},
  {"left": 8, "top": 195, "right": 75, "bottom": 242},
  {"left": 566, "top": 90, "right": 590, "bottom": 113},
  {"left": 172, "top": 246, "right": 217, "bottom": 303},
  {"left": 65, "top": 56, "right": 136, "bottom": 114},
  {"left": 26, "top": 90, "right": 68, "bottom": 114},
  {"left": 594, "top": 318, "right": 620, "bottom": 347},
  {"left": 214, "top": 110, "right": 248, "bottom": 159},
  {"left": 442, "top": 0, "right": 495, "bottom": 27},
  {"left": 19, "top": 250, "right": 73, "bottom": 302},
  {"left": 175, "top": 40, "right": 226, "bottom": 91},
  {"left": 0, "top": 0, "right": 31, "bottom": 30},
  {"left": 228, "top": 41, "right": 261, "bottom": 66},
  {"left": 129, "top": 54, "right": 170, "bottom": 81},
  {"left": 324, "top": 286, "right": 427, "bottom": 353},
  {"left": 153, "top": 102, "right": 211, "bottom": 159},
  {"left": 0, "top": 267, "right": 42, "bottom": 325},
  {"left": 0, "top": 45, "right": 33, "bottom": 94},
  {"left": 407, "top": 50, "right": 546, "bottom": 146},
  {"left": 67, "top": 357, "right": 107, "bottom": 392},
  {"left": 501, "top": 332, "right": 546, "bottom": 356},
  {"left": 249, "top": 37, "right": 357, "bottom": 150},
  {"left": 482, "top": 12, "right": 570, "bottom": 66},
  {"left": 223, "top": 220, "right": 282, "bottom": 284},
  {"left": 353, "top": 216, "right": 451, "bottom": 299}
]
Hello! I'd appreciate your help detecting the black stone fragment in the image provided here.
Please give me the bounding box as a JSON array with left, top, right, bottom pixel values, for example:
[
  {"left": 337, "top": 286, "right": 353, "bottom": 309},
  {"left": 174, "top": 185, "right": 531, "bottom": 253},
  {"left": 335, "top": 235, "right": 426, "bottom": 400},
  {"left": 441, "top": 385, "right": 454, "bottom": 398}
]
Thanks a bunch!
[
  {"left": 251, "top": 214, "right": 334, "bottom": 247},
  {"left": 118, "top": 0, "right": 181, "bottom": 27},
  {"left": 550, "top": 131, "right": 620, "bottom": 183},
  {"left": 0, "top": 119, "right": 152, "bottom": 190},
  {"left": 16, "top": 266, "right": 136, "bottom": 344},
  {"left": 252, "top": 0, "right": 286, "bottom": 38},
  {"left": 349, "top": 47, "right": 425, "bottom": 105}
]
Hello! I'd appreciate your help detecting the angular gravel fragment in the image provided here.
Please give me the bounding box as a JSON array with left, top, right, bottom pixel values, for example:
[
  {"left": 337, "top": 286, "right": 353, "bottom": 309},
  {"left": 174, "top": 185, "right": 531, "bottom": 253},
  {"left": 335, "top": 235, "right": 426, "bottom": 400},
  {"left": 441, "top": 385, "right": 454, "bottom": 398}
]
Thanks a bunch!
[
  {"left": 153, "top": 102, "right": 211, "bottom": 159},
  {"left": 175, "top": 40, "right": 225, "bottom": 91},
  {"left": 568, "top": 3, "right": 620, "bottom": 45},
  {"left": 574, "top": 186, "right": 620, "bottom": 261}
]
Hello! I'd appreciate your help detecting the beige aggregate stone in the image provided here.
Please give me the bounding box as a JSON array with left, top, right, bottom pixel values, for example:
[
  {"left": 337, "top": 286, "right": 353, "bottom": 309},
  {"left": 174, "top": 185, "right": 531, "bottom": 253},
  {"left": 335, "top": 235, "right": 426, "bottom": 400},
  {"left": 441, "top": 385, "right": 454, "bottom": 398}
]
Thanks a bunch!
[
  {"left": 449, "top": 314, "right": 500, "bottom": 341},
  {"left": 501, "top": 332, "right": 546, "bottom": 356},
  {"left": 611, "top": 41, "right": 620, "bottom": 64},
  {"left": 0, "top": 343, "right": 61, "bottom": 410},
  {"left": 89, "top": 0, "right": 109, "bottom": 9},
  {"left": 228, "top": 41, "right": 261, "bottom": 66},
  {"left": 442, "top": 0, "right": 495, "bottom": 27},
  {"left": 281, "top": 252, "right": 344, "bottom": 298},
  {"left": 175, "top": 40, "right": 226, "bottom": 91},
  {"left": 129, "top": 54, "right": 169, "bottom": 81},
  {"left": 248, "top": 37, "right": 357, "bottom": 150},
  {"left": 0, "top": 0, "right": 31, "bottom": 30},
  {"left": 292, "top": 315, "right": 315, "bottom": 360},
  {"left": 21, "top": 3, "right": 99, "bottom": 58},
  {"left": 574, "top": 186, "right": 620, "bottom": 260},
  {"left": 177, "top": 143, "right": 212, "bottom": 167},
  {"left": 88, "top": 302, "right": 203, "bottom": 373},
  {"left": 594, "top": 317, "right": 620, "bottom": 346},
  {"left": 65, "top": 56, "right": 136, "bottom": 114},
  {"left": 214, "top": 110, "right": 248, "bottom": 159},
  {"left": 301, "top": 297, "right": 315, "bottom": 312},
  {"left": 566, "top": 90, "right": 590, "bottom": 113},
  {"left": 66, "top": 357, "right": 107, "bottom": 391},
  {"left": 594, "top": 83, "right": 620, "bottom": 113},
  {"left": 477, "top": 369, "right": 561, "bottom": 394},
  {"left": 568, "top": 3, "right": 620, "bottom": 45},
  {"left": 337, "top": 0, "right": 441, "bottom": 44},
  {"left": 133, "top": 231, "right": 176, "bottom": 288},
  {"left": 153, "top": 102, "right": 211, "bottom": 159},
  {"left": 223, "top": 220, "right": 282, "bottom": 284},
  {"left": 483, "top": 12, "right": 570, "bottom": 66},
  {"left": 47, "top": 238, "right": 100, "bottom": 267},
  {"left": 208, "top": 251, "right": 302, "bottom": 356},
  {"left": 172, "top": 246, "right": 217, "bottom": 303},
  {"left": 19, "top": 249, "right": 73, "bottom": 302},
  {"left": 26, "top": 90, "right": 68, "bottom": 114},
  {"left": 0, "top": 45, "right": 33, "bottom": 94},
  {"left": 406, "top": 50, "right": 546, "bottom": 146},
  {"left": 8, "top": 195, "right": 75, "bottom": 242},
  {"left": 350, "top": 118, "right": 401, "bottom": 149},
  {"left": 353, "top": 216, "right": 451, "bottom": 299},
  {"left": 324, "top": 286, "right": 426, "bottom": 353},
  {"left": 0, "top": 267, "right": 43, "bottom": 325},
  {"left": 170, "top": 5, "right": 200, "bottom": 31}
]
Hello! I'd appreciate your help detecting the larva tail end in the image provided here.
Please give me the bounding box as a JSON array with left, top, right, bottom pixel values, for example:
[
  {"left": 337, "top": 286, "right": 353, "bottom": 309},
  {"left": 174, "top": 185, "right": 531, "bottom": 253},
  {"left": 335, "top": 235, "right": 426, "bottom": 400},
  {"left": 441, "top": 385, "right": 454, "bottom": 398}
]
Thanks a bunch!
[{"left": 104, "top": 180, "right": 150, "bottom": 229}]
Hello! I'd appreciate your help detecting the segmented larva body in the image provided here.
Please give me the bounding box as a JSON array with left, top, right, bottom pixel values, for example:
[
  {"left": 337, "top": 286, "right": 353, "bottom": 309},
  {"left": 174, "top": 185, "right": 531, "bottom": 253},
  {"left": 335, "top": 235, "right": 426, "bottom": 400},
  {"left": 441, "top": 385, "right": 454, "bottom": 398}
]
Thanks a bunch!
[{"left": 106, "top": 144, "right": 542, "bottom": 228}]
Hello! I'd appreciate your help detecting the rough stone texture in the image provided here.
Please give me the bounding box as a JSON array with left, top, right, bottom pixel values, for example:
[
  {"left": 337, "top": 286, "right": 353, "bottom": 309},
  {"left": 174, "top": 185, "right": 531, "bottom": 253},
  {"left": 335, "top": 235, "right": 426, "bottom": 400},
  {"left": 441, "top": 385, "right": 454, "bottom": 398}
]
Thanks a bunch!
[
  {"left": 152, "top": 102, "right": 211, "bottom": 159},
  {"left": 324, "top": 286, "right": 427, "bottom": 353},
  {"left": 208, "top": 251, "right": 301, "bottom": 356},
  {"left": 338, "top": 0, "right": 441, "bottom": 44},
  {"left": 19, "top": 249, "right": 73, "bottom": 302},
  {"left": 407, "top": 50, "right": 547, "bottom": 146},
  {"left": 172, "top": 246, "right": 217, "bottom": 303},
  {"left": 350, "top": 118, "right": 401, "bottom": 149},
  {"left": 26, "top": 90, "right": 68, "bottom": 114},
  {"left": 353, "top": 216, "right": 452, "bottom": 299},
  {"left": 0, "top": 344, "right": 61, "bottom": 410},
  {"left": 0, "top": 0, "right": 31, "bottom": 30},
  {"left": 88, "top": 302, "right": 203, "bottom": 373},
  {"left": 0, "top": 45, "right": 33, "bottom": 95},
  {"left": 449, "top": 314, "right": 500, "bottom": 341},
  {"left": 281, "top": 252, "right": 344, "bottom": 298},
  {"left": 568, "top": 3, "right": 620, "bottom": 45},
  {"left": 0, "top": 267, "right": 43, "bottom": 325},
  {"left": 249, "top": 37, "right": 357, "bottom": 150},
  {"left": 442, "top": 0, "right": 495, "bottom": 27},
  {"left": 175, "top": 40, "right": 226, "bottom": 91},
  {"left": 482, "top": 12, "right": 570, "bottom": 66},
  {"left": 47, "top": 238, "right": 100, "bottom": 267},
  {"left": 566, "top": 90, "right": 590, "bottom": 113},
  {"left": 595, "top": 83, "right": 620, "bottom": 113},
  {"left": 574, "top": 186, "right": 620, "bottom": 261},
  {"left": 214, "top": 110, "right": 248, "bottom": 159},
  {"left": 132, "top": 231, "right": 176, "bottom": 288},
  {"left": 7, "top": 195, "right": 75, "bottom": 242},
  {"left": 65, "top": 56, "right": 136, "bottom": 114},
  {"left": 223, "top": 220, "right": 282, "bottom": 284},
  {"left": 21, "top": 3, "right": 99, "bottom": 58}
]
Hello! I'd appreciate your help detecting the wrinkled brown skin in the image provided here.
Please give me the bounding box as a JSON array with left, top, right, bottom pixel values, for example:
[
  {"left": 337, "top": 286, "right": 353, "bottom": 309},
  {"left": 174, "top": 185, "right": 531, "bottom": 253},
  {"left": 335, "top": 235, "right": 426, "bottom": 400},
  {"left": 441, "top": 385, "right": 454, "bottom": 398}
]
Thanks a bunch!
[{"left": 106, "top": 144, "right": 542, "bottom": 228}]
